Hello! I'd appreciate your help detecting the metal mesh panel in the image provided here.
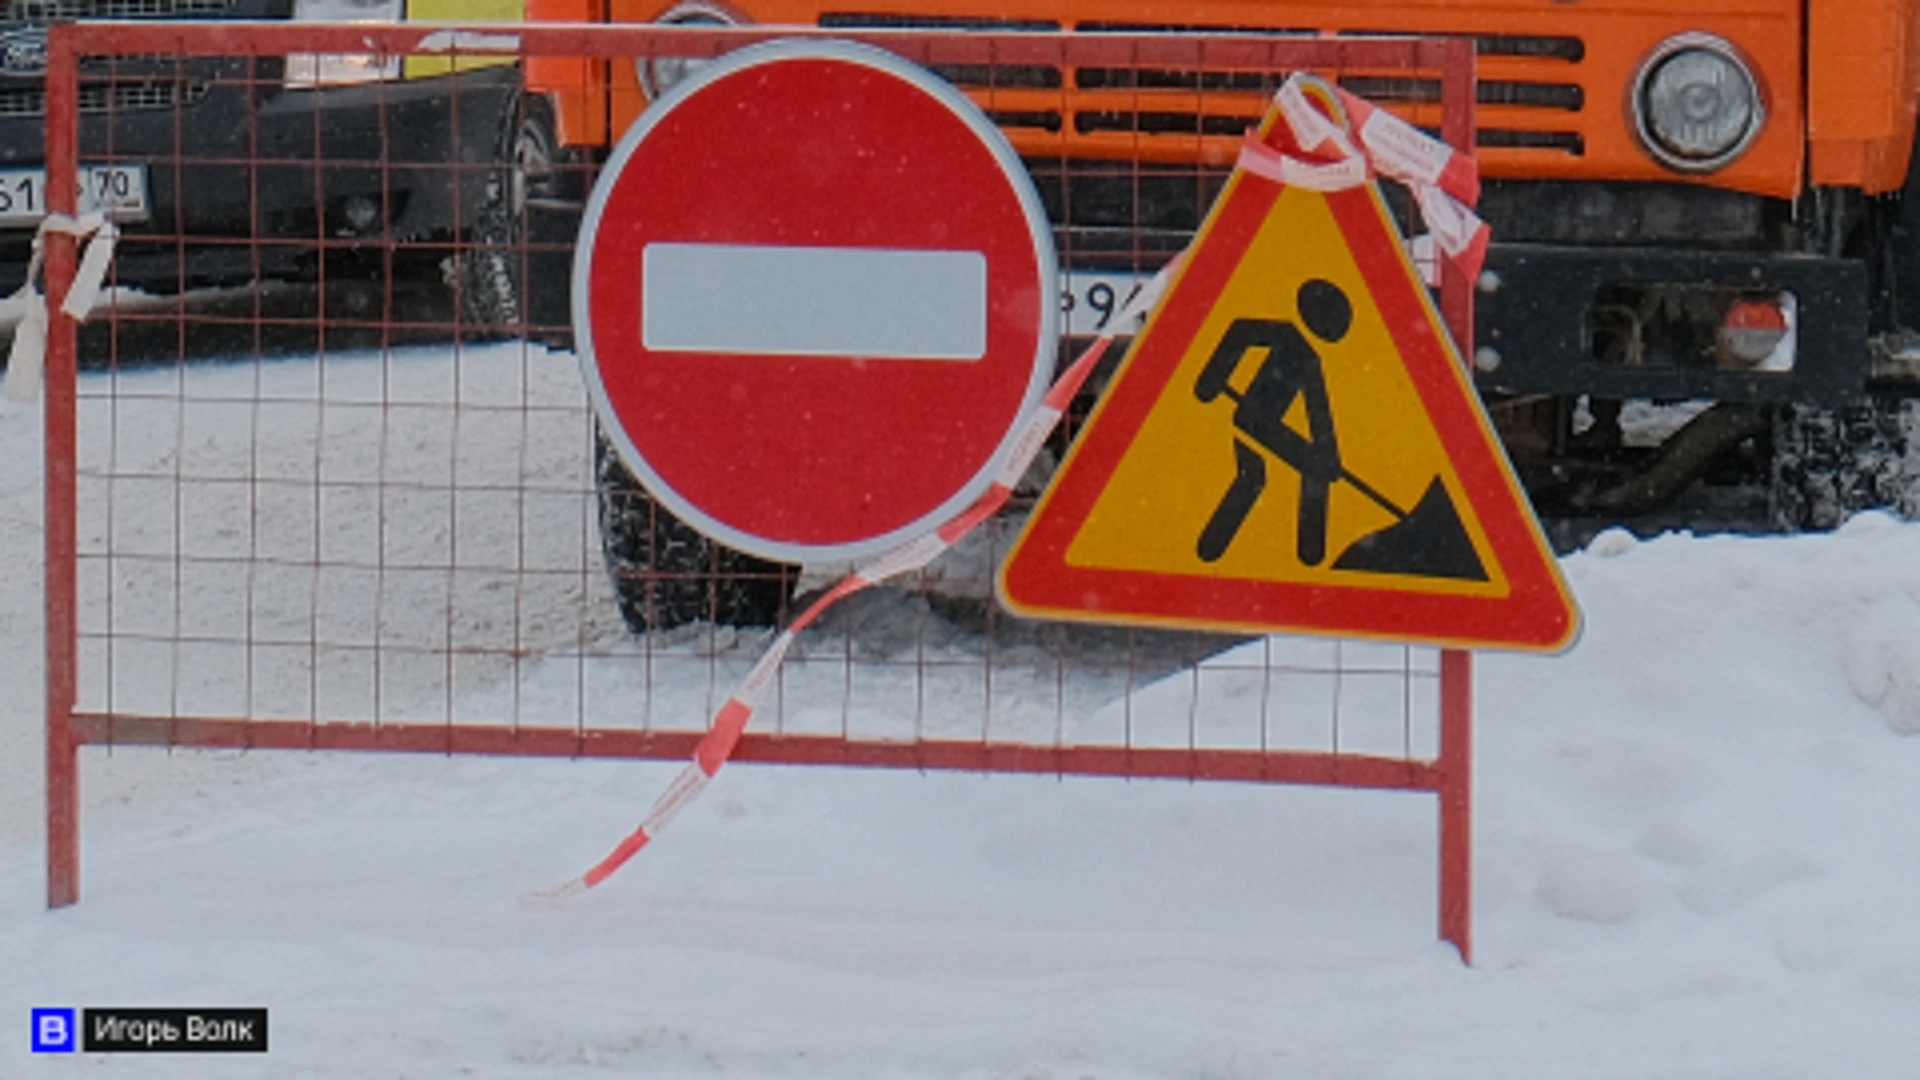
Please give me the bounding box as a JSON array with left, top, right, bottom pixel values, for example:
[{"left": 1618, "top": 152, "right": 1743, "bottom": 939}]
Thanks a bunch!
[{"left": 36, "top": 23, "right": 1478, "bottom": 952}]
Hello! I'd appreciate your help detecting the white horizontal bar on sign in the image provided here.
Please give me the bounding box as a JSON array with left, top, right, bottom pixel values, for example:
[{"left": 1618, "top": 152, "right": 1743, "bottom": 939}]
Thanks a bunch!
[{"left": 642, "top": 242, "right": 988, "bottom": 361}]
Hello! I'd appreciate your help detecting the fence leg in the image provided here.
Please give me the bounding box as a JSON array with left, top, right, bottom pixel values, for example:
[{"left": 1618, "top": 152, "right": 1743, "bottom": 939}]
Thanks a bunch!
[
  {"left": 44, "top": 28, "right": 80, "bottom": 909},
  {"left": 1431, "top": 37, "right": 1477, "bottom": 965},
  {"left": 46, "top": 709, "right": 77, "bottom": 909},
  {"left": 44, "top": 262, "right": 80, "bottom": 908},
  {"left": 1437, "top": 648, "right": 1472, "bottom": 963}
]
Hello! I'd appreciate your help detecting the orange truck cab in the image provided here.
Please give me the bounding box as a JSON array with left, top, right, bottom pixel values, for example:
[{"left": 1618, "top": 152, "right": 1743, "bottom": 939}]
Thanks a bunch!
[{"left": 511, "top": 0, "right": 1920, "bottom": 577}]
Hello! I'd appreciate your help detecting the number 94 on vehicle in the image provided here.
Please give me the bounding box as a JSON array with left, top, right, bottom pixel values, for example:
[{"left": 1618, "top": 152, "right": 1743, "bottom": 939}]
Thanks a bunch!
[
  {"left": 1062, "top": 269, "right": 1150, "bottom": 337},
  {"left": 0, "top": 164, "right": 149, "bottom": 227}
]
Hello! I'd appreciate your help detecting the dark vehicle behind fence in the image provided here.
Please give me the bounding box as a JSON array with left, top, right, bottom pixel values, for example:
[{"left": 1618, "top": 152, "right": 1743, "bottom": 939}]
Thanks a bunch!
[{"left": 0, "top": 0, "right": 524, "bottom": 309}]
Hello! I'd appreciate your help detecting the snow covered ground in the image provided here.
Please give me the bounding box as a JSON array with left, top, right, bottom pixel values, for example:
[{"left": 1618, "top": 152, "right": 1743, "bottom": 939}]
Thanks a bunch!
[{"left": 3, "top": 340, "right": 1920, "bottom": 1077}]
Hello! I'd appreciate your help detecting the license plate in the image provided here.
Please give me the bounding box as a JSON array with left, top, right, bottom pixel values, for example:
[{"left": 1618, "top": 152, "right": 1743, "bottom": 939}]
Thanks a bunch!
[
  {"left": 0, "top": 164, "right": 150, "bottom": 228},
  {"left": 1061, "top": 270, "right": 1150, "bottom": 337}
]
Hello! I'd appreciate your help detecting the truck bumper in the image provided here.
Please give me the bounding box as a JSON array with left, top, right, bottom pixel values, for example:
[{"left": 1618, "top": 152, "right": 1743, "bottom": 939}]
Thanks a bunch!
[
  {"left": 0, "top": 63, "right": 518, "bottom": 295},
  {"left": 1473, "top": 244, "right": 1870, "bottom": 409}
]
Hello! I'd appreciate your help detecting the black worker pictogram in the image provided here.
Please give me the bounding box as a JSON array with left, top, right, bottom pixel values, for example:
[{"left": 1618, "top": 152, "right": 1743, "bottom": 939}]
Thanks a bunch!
[{"left": 1192, "top": 279, "right": 1489, "bottom": 582}]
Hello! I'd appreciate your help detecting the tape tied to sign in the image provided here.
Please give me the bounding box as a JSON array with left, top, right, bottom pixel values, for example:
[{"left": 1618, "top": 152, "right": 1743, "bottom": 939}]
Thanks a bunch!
[
  {"left": 3, "top": 211, "right": 119, "bottom": 404},
  {"left": 532, "top": 77, "right": 1476, "bottom": 904},
  {"left": 1238, "top": 74, "right": 1490, "bottom": 286}
]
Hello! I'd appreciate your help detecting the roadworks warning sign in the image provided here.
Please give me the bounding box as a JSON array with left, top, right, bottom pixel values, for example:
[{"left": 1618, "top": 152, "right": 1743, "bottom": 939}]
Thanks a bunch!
[{"left": 998, "top": 83, "right": 1578, "bottom": 653}]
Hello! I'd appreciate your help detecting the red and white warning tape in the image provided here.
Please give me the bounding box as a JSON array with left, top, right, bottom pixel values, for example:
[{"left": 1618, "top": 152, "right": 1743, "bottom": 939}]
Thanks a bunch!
[
  {"left": 1238, "top": 74, "right": 1490, "bottom": 285},
  {"left": 532, "top": 74, "right": 1487, "bottom": 903},
  {"left": 3, "top": 212, "right": 118, "bottom": 404},
  {"left": 526, "top": 262, "right": 1181, "bottom": 905}
]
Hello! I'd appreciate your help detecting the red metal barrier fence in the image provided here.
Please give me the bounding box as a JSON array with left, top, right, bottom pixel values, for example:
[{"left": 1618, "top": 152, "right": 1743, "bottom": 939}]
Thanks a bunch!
[{"left": 37, "top": 21, "right": 1480, "bottom": 958}]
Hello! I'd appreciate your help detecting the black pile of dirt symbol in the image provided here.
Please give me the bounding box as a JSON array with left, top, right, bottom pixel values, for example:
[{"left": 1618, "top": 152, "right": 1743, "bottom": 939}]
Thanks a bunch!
[
  {"left": 1193, "top": 278, "right": 1487, "bottom": 583},
  {"left": 1331, "top": 476, "right": 1486, "bottom": 581}
]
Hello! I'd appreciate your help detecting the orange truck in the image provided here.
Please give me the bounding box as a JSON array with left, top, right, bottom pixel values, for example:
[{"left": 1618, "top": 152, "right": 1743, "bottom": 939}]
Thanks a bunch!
[{"left": 493, "top": 0, "right": 1920, "bottom": 630}]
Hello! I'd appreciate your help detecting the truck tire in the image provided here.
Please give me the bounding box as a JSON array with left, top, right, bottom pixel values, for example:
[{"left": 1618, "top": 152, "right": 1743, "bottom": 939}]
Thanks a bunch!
[
  {"left": 459, "top": 90, "right": 571, "bottom": 337},
  {"left": 594, "top": 428, "right": 797, "bottom": 633},
  {"left": 1770, "top": 398, "right": 1920, "bottom": 530}
]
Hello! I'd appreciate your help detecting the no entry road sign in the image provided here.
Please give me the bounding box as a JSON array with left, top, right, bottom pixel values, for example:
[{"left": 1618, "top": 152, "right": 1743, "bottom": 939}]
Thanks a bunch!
[{"left": 574, "top": 38, "right": 1057, "bottom": 564}]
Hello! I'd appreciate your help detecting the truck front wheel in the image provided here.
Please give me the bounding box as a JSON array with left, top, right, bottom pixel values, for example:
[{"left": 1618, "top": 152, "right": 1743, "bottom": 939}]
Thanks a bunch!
[
  {"left": 594, "top": 429, "right": 797, "bottom": 634},
  {"left": 460, "top": 89, "right": 574, "bottom": 338},
  {"left": 1769, "top": 398, "right": 1920, "bottom": 530}
]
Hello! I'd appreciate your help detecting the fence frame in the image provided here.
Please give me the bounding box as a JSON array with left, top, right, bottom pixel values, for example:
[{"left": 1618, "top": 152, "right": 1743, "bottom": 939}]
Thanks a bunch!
[{"left": 41, "top": 21, "right": 1479, "bottom": 961}]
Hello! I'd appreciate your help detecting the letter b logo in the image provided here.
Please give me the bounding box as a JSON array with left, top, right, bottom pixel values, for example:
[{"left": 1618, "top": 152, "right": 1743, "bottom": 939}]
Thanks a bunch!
[{"left": 31, "top": 1008, "right": 75, "bottom": 1053}]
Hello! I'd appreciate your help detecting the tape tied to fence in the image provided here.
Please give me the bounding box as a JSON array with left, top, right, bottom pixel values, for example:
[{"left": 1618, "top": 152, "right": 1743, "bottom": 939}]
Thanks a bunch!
[
  {"left": 528, "top": 260, "right": 1182, "bottom": 905},
  {"left": 532, "top": 80, "right": 1490, "bottom": 905},
  {"left": 3, "top": 212, "right": 119, "bottom": 405},
  {"left": 1238, "top": 74, "right": 1490, "bottom": 285}
]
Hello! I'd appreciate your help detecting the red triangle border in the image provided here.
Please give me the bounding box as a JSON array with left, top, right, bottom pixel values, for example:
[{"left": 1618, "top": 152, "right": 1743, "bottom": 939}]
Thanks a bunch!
[{"left": 999, "top": 170, "right": 1579, "bottom": 653}]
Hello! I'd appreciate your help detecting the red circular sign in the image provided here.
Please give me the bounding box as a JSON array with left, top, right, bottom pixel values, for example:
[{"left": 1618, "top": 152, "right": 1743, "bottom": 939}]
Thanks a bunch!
[{"left": 575, "top": 39, "right": 1057, "bottom": 563}]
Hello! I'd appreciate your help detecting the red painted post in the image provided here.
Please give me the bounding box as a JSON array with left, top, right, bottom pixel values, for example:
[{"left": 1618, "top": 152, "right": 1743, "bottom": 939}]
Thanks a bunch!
[
  {"left": 1438, "top": 648, "right": 1472, "bottom": 963},
  {"left": 1434, "top": 38, "right": 1476, "bottom": 345},
  {"left": 44, "top": 24, "right": 81, "bottom": 909},
  {"left": 1434, "top": 38, "right": 1476, "bottom": 964}
]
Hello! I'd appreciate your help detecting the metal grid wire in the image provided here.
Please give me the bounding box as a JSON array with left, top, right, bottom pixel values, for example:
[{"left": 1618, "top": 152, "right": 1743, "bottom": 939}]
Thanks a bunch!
[
  {"left": 54, "top": 26, "right": 1463, "bottom": 757},
  {"left": 40, "top": 25, "right": 1478, "bottom": 939}
]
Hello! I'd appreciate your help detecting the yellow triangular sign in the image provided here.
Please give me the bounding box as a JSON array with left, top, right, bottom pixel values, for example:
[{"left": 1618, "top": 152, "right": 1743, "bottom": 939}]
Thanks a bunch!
[{"left": 999, "top": 85, "right": 1578, "bottom": 652}]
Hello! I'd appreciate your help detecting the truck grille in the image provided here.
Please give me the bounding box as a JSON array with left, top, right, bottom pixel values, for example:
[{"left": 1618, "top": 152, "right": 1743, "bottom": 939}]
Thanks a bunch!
[
  {"left": 0, "top": 77, "right": 211, "bottom": 116},
  {"left": 7, "top": 0, "right": 231, "bottom": 19},
  {"left": 817, "top": 14, "right": 1588, "bottom": 165}
]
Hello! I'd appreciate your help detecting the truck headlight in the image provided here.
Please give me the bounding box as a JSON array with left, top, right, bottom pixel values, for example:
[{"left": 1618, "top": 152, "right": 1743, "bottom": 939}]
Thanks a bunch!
[
  {"left": 639, "top": 3, "right": 738, "bottom": 99},
  {"left": 1633, "top": 34, "right": 1762, "bottom": 172},
  {"left": 284, "top": 0, "right": 402, "bottom": 88}
]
